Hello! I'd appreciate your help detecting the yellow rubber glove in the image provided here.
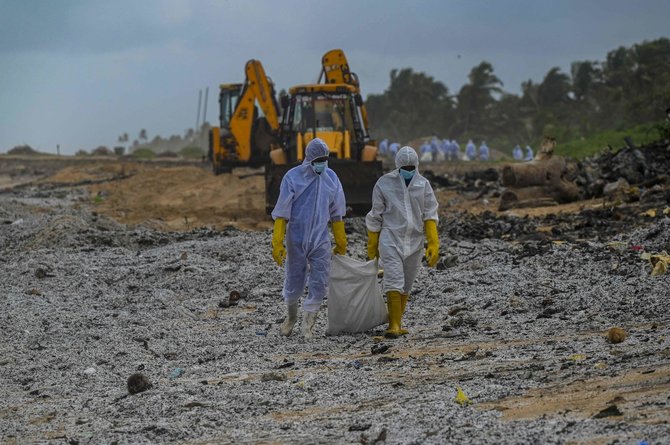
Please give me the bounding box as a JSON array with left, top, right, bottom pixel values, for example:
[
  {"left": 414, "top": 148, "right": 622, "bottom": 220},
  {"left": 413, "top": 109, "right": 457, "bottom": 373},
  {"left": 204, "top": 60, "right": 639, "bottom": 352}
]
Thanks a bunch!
[
  {"left": 424, "top": 219, "right": 439, "bottom": 267},
  {"left": 367, "top": 230, "right": 380, "bottom": 260},
  {"left": 332, "top": 220, "right": 347, "bottom": 255},
  {"left": 271, "top": 218, "right": 287, "bottom": 266}
]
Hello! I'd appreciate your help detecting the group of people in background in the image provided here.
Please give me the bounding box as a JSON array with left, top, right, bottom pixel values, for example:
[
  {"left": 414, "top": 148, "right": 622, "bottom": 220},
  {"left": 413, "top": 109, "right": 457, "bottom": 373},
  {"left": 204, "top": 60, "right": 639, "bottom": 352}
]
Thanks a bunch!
[
  {"left": 378, "top": 138, "right": 535, "bottom": 162},
  {"left": 512, "top": 144, "right": 535, "bottom": 161}
]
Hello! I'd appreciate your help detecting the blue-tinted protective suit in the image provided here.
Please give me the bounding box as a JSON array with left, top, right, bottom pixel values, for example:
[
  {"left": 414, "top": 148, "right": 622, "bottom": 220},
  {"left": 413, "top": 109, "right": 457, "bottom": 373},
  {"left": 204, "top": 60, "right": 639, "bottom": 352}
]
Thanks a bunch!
[
  {"left": 524, "top": 145, "right": 534, "bottom": 161},
  {"left": 478, "top": 142, "right": 490, "bottom": 161},
  {"left": 366, "top": 147, "right": 439, "bottom": 294},
  {"left": 271, "top": 138, "right": 346, "bottom": 312},
  {"left": 513, "top": 145, "right": 523, "bottom": 160},
  {"left": 465, "top": 140, "right": 476, "bottom": 160}
]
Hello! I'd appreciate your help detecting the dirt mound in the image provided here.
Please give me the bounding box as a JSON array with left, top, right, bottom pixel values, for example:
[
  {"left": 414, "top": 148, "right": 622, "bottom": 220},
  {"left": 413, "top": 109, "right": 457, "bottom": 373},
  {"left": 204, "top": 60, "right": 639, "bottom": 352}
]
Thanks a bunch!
[
  {"left": 7, "top": 144, "right": 41, "bottom": 156},
  {"left": 89, "top": 166, "right": 270, "bottom": 231}
]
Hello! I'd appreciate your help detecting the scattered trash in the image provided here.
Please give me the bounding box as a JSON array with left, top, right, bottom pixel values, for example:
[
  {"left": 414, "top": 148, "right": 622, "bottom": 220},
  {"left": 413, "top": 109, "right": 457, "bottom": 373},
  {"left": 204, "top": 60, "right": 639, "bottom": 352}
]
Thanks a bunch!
[
  {"left": 184, "top": 400, "right": 206, "bottom": 408},
  {"left": 640, "top": 251, "right": 670, "bottom": 276},
  {"left": 255, "top": 330, "right": 268, "bottom": 336},
  {"left": 127, "top": 372, "right": 152, "bottom": 395},
  {"left": 371, "top": 344, "right": 390, "bottom": 355},
  {"left": 592, "top": 404, "right": 622, "bottom": 419},
  {"left": 607, "top": 327, "right": 627, "bottom": 344},
  {"left": 348, "top": 424, "right": 371, "bottom": 432},
  {"left": 569, "top": 354, "right": 586, "bottom": 362},
  {"left": 169, "top": 368, "right": 184, "bottom": 379},
  {"left": 454, "top": 386, "right": 471, "bottom": 406},
  {"left": 594, "top": 362, "right": 608, "bottom": 369},
  {"left": 11, "top": 218, "right": 24, "bottom": 225},
  {"left": 641, "top": 209, "right": 657, "bottom": 217},
  {"left": 349, "top": 360, "right": 362, "bottom": 369},
  {"left": 83, "top": 367, "right": 96, "bottom": 375},
  {"left": 261, "top": 372, "right": 286, "bottom": 382},
  {"left": 275, "top": 361, "right": 294, "bottom": 369}
]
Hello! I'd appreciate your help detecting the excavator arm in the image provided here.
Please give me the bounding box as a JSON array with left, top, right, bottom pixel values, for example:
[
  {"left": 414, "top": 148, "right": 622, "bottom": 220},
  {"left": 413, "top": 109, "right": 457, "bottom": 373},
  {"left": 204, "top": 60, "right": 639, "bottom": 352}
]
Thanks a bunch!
[
  {"left": 210, "top": 59, "right": 280, "bottom": 172},
  {"left": 229, "top": 59, "right": 280, "bottom": 162},
  {"left": 320, "top": 49, "right": 371, "bottom": 134}
]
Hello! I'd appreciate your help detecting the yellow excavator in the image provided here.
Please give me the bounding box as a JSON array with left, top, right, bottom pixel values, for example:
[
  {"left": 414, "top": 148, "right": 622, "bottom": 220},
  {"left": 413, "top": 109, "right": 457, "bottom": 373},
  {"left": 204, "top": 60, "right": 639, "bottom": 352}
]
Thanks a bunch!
[
  {"left": 209, "top": 50, "right": 382, "bottom": 214},
  {"left": 208, "top": 59, "right": 280, "bottom": 174},
  {"left": 265, "top": 49, "right": 382, "bottom": 214}
]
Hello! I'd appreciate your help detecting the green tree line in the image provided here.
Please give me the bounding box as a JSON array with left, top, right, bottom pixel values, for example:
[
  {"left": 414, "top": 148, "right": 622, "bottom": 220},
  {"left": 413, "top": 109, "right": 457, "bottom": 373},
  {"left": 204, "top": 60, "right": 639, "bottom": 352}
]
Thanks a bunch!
[{"left": 366, "top": 37, "right": 670, "bottom": 151}]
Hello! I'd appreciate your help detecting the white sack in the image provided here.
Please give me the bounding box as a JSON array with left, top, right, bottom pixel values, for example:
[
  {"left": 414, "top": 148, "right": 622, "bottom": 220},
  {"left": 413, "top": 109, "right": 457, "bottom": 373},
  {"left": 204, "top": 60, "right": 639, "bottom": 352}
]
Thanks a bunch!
[{"left": 327, "top": 255, "right": 388, "bottom": 335}]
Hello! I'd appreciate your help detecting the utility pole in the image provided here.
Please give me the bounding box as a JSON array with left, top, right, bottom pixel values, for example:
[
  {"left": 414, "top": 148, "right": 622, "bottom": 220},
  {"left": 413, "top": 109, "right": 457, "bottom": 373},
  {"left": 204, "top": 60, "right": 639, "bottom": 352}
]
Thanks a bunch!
[
  {"left": 56, "top": 144, "right": 60, "bottom": 156},
  {"left": 202, "top": 87, "right": 209, "bottom": 127},
  {"left": 195, "top": 89, "right": 202, "bottom": 141}
]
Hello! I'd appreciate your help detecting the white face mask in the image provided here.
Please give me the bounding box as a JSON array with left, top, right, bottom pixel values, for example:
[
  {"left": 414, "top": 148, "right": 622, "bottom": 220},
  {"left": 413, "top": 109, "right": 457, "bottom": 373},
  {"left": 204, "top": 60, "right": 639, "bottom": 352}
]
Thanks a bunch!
[{"left": 312, "top": 161, "right": 327, "bottom": 174}]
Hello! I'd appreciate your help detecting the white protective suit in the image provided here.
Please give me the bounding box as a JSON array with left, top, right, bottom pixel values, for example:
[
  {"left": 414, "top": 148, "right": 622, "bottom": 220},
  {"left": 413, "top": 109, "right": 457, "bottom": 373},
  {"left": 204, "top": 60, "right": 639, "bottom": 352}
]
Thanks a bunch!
[
  {"left": 365, "top": 146, "right": 439, "bottom": 294},
  {"left": 271, "top": 139, "right": 346, "bottom": 312}
]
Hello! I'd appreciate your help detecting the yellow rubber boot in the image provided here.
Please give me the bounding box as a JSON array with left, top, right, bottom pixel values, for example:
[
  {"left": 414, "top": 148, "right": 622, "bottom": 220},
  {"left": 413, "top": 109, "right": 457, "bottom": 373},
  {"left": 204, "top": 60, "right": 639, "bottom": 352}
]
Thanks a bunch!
[
  {"left": 399, "top": 294, "right": 409, "bottom": 335},
  {"left": 385, "top": 291, "right": 402, "bottom": 338}
]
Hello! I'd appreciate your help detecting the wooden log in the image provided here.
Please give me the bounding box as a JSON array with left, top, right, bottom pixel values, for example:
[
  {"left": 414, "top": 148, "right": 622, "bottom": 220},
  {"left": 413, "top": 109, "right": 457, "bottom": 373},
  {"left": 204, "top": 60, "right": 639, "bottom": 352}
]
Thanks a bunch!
[
  {"left": 501, "top": 158, "right": 568, "bottom": 188},
  {"left": 498, "top": 180, "right": 580, "bottom": 211}
]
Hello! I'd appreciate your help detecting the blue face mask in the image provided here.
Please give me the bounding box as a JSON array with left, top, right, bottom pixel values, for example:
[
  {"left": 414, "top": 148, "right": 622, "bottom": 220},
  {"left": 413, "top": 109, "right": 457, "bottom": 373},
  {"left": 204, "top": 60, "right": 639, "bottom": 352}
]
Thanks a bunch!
[
  {"left": 312, "top": 161, "right": 327, "bottom": 174},
  {"left": 399, "top": 168, "right": 415, "bottom": 181}
]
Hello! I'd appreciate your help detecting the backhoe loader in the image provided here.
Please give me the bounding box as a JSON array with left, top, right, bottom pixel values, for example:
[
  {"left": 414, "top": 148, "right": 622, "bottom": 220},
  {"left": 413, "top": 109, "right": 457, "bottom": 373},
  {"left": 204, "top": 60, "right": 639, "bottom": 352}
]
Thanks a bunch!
[
  {"left": 208, "top": 59, "right": 280, "bottom": 174},
  {"left": 265, "top": 49, "right": 382, "bottom": 214}
]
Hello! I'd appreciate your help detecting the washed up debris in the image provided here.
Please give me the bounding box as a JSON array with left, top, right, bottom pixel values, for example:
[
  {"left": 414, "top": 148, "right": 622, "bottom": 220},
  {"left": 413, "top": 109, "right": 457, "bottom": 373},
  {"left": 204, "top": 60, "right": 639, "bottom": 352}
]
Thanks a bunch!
[
  {"left": 184, "top": 400, "right": 206, "bottom": 408},
  {"left": 592, "top": 404, "right": 623, "bottom": 419},
  {"left": 219, "top": 290, "right": 242, "bottom": 308},
  {"left": 454, "top": 386, "right": 471, "bottom": 406},
  {"left": 169, "top": 368, "right": 184, "bottom": 379},
  {"left": 640, "top": 251, "right": 670, "bottom": 276},
  {"left": 607, "top": 327, "right": 627, "bottom": 344},
  {"left": 358, "top": 427, "right": 387, "bottom": 445},
  {"left": 348, "top": 423, "right": 371, "bottom": 432},
  {"left": 261, "top": 372, "right": 286, "bottom": 382},
  {"left": 371, "top": 344, "right": 391, "bottom": 355},
  {"left": 127, "top": 372, "right": 152, "bottom": 395},
  {"left": 275, "top": 361, "right": 294, "bottom": 369},
  {"left": 83, "top": 367, "right": 96, "bottom": 375},
  {"left": 569, "top": 354, "right": 586, "bottom": 362}
]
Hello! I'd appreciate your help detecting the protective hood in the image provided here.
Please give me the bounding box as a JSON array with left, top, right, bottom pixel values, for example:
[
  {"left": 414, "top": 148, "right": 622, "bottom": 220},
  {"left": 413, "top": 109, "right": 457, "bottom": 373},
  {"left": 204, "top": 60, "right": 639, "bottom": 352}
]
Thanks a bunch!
[
  {"left": 394, "top": 146, "right": 419, "bottom": 170},
  {"left": 303, "top": 138, "right": 330, "bottom": 164}
]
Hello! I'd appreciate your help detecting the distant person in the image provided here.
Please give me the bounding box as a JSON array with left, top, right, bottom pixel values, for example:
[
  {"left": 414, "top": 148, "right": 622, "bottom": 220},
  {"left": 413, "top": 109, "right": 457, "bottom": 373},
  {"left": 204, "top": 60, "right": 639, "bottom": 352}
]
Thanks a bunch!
[
  {"left": 389, "top": 142, "right": 400, "bottom": 157},
  {"left": 419, "top": 142, "right": 432, "bottom": 162},
  {"left": 441, "top": 139, "right": 451, "bottom": 160},
  {"left": 478, "top": 141, "right": 490, "bottom": 161},
  {"left": 465, "top": 139, "right": 476, "bottom": 161},
  {"left": 451, "top": 140, "right": 461, "bottom": 161},
  {"left": 379, "top": 138, "right": 389, "bottom": 155},
  {"left": 524, "top": 145, "right": 534, "bottom": 161},
  {"left": 430, "top": 137, "right": 441, "bottom": 162},
  {"left": 512, "top": 144, "right": 523, "bottom": 161}
]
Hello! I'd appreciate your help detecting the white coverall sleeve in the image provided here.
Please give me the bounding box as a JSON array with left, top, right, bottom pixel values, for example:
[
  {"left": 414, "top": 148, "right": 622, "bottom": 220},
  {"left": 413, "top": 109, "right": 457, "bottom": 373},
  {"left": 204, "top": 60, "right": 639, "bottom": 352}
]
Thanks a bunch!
[
  {"left": 422, "top": 181, "right": 439, "bottom": 222},
  {"left": 329, "top": 176, "right": 346, "bottom": 222},
  {"left": 271, "top": 175, "right": 294, "bottom": 221},
  {"left": 365, "top": 183, "right": 385, "bottom": 232}
]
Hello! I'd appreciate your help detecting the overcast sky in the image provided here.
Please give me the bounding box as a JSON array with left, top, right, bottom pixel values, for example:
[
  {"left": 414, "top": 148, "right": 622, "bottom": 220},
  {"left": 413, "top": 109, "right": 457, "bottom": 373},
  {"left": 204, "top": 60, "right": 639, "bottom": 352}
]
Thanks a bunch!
[{"left": 1, "top": 0, "right": 669, "bottom": 154}]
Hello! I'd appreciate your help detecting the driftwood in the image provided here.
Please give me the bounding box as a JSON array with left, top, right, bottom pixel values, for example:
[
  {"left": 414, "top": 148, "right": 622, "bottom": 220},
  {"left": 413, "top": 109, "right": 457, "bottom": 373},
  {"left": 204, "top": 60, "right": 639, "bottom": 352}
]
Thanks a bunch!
[
  {"left": 502, "top": 158, "right": 568, "bottom": 187},
  {"left": 499, "top": 152, "right": 580, "bottom": 211}
]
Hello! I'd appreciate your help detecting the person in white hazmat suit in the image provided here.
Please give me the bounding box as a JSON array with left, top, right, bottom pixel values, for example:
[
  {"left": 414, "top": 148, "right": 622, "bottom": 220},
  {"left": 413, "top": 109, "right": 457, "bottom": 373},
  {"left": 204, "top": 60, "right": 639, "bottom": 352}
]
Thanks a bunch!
[
  {"left": 365, "top": 146, "right": 440, "bottom": 338},
  {"left": 271, "top": 138, "right": 347, "bottom": 339}
]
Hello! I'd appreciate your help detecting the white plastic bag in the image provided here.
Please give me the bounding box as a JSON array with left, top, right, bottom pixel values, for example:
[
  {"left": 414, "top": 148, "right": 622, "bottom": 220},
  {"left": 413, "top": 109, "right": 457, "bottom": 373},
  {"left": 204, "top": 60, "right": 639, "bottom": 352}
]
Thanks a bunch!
[{"left": 327, "top": 255, "right": 388, "bottom": 335}]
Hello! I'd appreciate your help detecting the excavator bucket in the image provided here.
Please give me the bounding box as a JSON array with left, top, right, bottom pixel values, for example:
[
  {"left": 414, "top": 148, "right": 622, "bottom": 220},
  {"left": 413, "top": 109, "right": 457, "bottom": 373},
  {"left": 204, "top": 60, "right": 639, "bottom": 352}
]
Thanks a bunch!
[{"left": 265, "top": 159, "right": 383, "bottom": 215}]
